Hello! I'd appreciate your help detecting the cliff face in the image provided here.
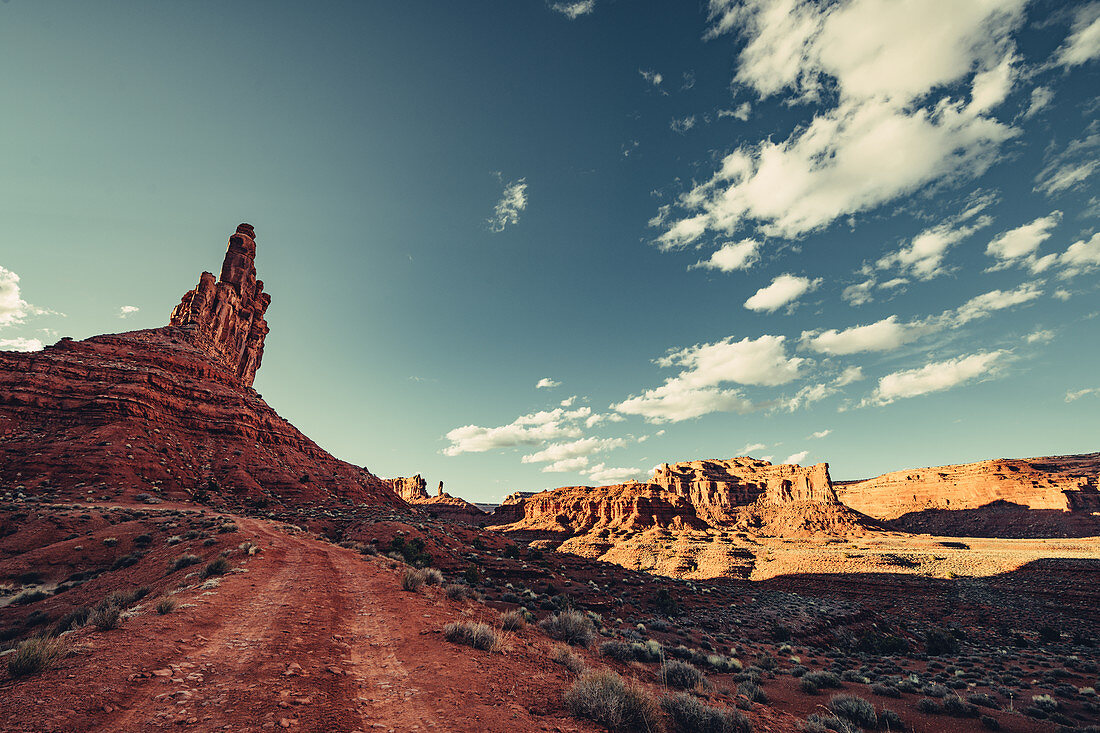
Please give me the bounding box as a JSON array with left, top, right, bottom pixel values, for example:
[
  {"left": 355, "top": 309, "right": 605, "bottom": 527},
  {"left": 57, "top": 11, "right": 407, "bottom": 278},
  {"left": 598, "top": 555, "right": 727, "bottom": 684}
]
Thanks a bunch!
[
  {"left": 653, "top": 457, "right": 837, "bottom": 523},
  {"left": 836, "top": 454, "right": 1100, "bottom": 520},
  {"left": 0, "top": 225, "right": 402, "bottom": 510},
  {"left": 386, "top": 475, "right": 487, "bottom": 523},
  {"left": 170, "top": 224, "right": 270, "bottom": 388}
]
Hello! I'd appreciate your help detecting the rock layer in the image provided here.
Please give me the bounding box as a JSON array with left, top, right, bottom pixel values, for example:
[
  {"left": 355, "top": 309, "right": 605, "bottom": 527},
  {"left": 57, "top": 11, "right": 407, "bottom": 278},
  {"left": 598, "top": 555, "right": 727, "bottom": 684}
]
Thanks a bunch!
[
  {"left": 386, "top": 475, "right": 487, "bottom": 523},
  {"left": 836, "top": 454, "right": 1100, "bottom": 520},
  {"left": 0, "top": 225, "right": 401, "bottom": 510}
]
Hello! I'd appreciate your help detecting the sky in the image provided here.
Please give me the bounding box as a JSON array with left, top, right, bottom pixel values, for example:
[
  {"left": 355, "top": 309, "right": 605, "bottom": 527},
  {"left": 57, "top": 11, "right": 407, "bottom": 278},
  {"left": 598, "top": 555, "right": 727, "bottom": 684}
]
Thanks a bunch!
[{"left": 1, "top": 0, "right": 1098, "bottom": 502}]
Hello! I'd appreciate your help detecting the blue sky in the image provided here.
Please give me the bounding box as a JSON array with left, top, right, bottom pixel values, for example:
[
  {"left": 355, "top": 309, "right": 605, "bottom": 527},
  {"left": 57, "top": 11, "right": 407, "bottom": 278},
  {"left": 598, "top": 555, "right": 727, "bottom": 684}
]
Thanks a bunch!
[{"left": 1, "top": 0, "right": 1098, "bottom": 502}]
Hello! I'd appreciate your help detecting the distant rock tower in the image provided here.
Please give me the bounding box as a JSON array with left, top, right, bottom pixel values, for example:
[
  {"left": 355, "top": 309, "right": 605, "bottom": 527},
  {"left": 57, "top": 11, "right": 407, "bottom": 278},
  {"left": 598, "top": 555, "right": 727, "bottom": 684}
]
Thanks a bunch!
[{"left": 170, "top": 224, "right": 271, "bottom": 387}]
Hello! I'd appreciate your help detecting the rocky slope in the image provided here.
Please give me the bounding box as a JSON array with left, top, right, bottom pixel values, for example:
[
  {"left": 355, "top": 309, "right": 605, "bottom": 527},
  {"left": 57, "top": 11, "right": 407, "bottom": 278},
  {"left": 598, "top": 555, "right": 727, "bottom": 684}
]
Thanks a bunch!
[
  {"left": 0, "top": 225, "right": 402, "bottom": 510},
  {"left": 836, "top": 453, "right": 1100, "bottom": 520}
]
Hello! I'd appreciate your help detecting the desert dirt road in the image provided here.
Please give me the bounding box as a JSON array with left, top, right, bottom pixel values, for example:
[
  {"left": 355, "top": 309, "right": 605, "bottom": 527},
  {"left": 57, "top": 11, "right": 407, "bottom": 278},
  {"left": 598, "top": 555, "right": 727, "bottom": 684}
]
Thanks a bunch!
[{"left": 0, "top": 515, "right": 594, "bottom": 733}]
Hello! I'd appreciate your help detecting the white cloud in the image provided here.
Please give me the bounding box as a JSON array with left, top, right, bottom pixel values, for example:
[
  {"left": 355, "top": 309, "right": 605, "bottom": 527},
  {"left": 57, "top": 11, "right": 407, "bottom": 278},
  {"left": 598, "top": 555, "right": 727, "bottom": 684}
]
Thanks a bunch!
[
  {"left": 582, "top": 463, "right": 644, "bottom": 484},
  {"left": 1024, "top": 86, "right": 1053, "bottom": 119},
  {"left": 536, "top": 377, "right": 561, "bottom": 389},
  {"left": 551, "top": 0, "right": 595, "bottom": 20},
  {"left": 1053, "top": 288, "right": 1073, "bottom": 301},
  {"left": 870, "top": 351, "right": 1004, "bottom": 405},
  {"left": 985, "top": 212, "right": 1062, "bottom": 269},
  {"left": 1066, "top": 386, "right": 1099, "bottom": 403},
  {"left": 741, "top": 442, "right": 768, "bottom": 454},
  {"left": 877, "top": 217, "right": 991, "bottom": 280},
  {"left": 1058, "top": 232, "right": 1100, "bottom": 277},
  {"left": 744, "top": 274, "right": 821, "bottom": 312},
  {"left": 560, "top": 395, "right": 576, "bottom": 407},
  {"left": 613, "top": 382, "right": 756, "bottom": 423},
  {"left": 488, "top": 178, "right": 528, "bottom": 232},
  {"left": 670, "top": 116, "right": 696, "bottom": 133},
  {"left": 542, "top": 457, "right": 590, "bottom": 473},
  {"left": 718, "top": 103, "right": 752, "bottom": 121},
  {"left": 781, "top": 383, "right": 837, "bottom": 411},
  {"left": 0, "top": 267, "right": 39, "bottom": 328},
  {"left": 835, "top": 366, "right": 864, "bottom": 386},
  {"left": 800, "top": 315, "right": 927, "bottom": 355},
  {"left": 443, "top": 406, "right": 591, "bottom": 456},
  {"left": 808, "top": 429, "right": 831, "bottom": 439},
  {"left": 521, "top": 436, "right": 626, "bottom": 464},
  {"left": 841, "top": 279, "right": 876, "bottom": 306},
  {"left": 691, "top": 239, "right": 761, "bottom": 272},
  {"left": 118, "top": 305, "right": 139, "bottom": 318},
  {"left": 1035, "top": 133, "right": 1099, "bottom": 196},
  {"left": 656, "top": 0, "right": 1024, "bottom": 246},
  {"left": 1025, "top": 329, "right": 1054, "bottom": 344},
  {"left": 0, "top": 337, "right": 44, "bottom": 352},
  {"left": 952, "top": 283, "right": 1042, "bottom": 325},
  {"left": 783, "top": 450, "right": 809, "bottom": 465},
  {"left": 639, "top": 69, "right": 663, "bottom": 86},
  {"left": 1054, "top": 2, "right": 1100, "bottom": 68}
]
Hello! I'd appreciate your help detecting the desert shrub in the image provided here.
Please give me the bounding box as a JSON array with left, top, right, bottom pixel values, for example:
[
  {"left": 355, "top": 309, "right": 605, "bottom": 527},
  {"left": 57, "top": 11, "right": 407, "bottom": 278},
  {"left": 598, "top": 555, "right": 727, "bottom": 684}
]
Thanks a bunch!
[
  {"left": 107, "top": 587, "right": 150, "bottom": 607},
  {"left": 134, "top": 533, "right": 153, "bottom": 546},
  {"left": 90, "top": 603, "right": 121, "bottom": 631},
  {"left": 401, "top": 568, "right": 426, "bottom": 592},
  {"left": 655, "top": 588, "right": 681, "bottom": 616},
  {"left": 444, "top": 584, "right": 467, "bottom": 601},
  {"left": 738, "top": 681, "right": 768, "bottom": 703},
  {"left": 708, "top": 654, "right": 743, "bottom": 673},
  {"left": 540, "top": 610, "right": 596, "bottom": 647},
  {"left": 941, "top": 695, "right": 978, "bottom": 717},
  {"left": 168, "top": 553, "right": 201, "bottom": 573},
  {"left": 549, "top": 644, "right": 586, "bottom": 675},
  {"left": 803, "top": 714, "right": 859, "bottom": 733},
  {"left": 916, "top": 698, "right": 942, "bottom": 714},
  {"left": 770, "top": 624, "right": 792, "bottom": 642},
  {"left": 925, "top": 628, "right": 959, "bottom": 656},
  {"left": 632, "top": 640, "right": 664, "bottom": 663},
  {"left": 388, "top": 535, "right": 432, "bottom": 567},
  {"left": 979, "top": 714, "right": 1000, "bottom": 730},
  {"left": 110, "top": 552, "right": 145, "bottom": 571},
  {"left": 564, "top": 669, "right": 660, "bottom": 731},
  {"left": 155, "top": 597, "right": 177, "bottom": 615},
  {"left": 966, "top": 693, "right": 1000, "bottom": 709},
  {"left": 601, "top": 641, "right": 636, "bottom": 662},
  {"left": 52, "top": 606, "right": 90, "bottom": 634},
  {"left": 500, "top": 609, "right": 527, "bottom": 631},
  {"left": 878, "top": 709, "right": 905, "bottom": 730},
  {"left": 200, "top": 557, "right": 229, "bottom": 578},
  {"left": 804, "top": 671, "right": 842, "bottom": 689},
  {"left": 661, "top": 691, "right": 752, "bottom": 732},
  {"left": 858, "top": 632, "right": 909, "bottom": 656},
  {"left": 6, "top": 635, "right": 67, "bottom": 677},
  {"left": 11, "top": 589, "right": 49, "bottom": 606},
  {"left": 1030, "top": 693, "right": 1058, "bottom": 712},
  {"left": 443, "top": 621, "right": 498, "bottom": 651},
  {"left": 463, "top": 565, "right": 481, "bottom": 585},
  {"left": 669, "top": 644, "right": 694, "bottom": 660},
  {"left": 661, "top": 660, "right": 705, "bottom": 689},
  {"left": 421, "top": 568, "right": 444, "bottom": 586},
  {"left": 830, "top": 694, "right": 877, "bottom": 728},
  {"left": 872, "top": 682, "right": 902, "bottom": 698}
]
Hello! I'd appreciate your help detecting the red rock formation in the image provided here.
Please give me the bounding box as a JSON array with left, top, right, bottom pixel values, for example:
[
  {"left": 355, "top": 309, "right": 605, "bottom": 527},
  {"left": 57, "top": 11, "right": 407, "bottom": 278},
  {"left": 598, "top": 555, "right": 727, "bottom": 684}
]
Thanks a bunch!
[
  {"left": 170, "top": 224, "right": 270, "bottom": 387},
  {"left": 836, "top": 453, "right": 1100, "bottom": 520},
  {"left": 653, "top": 457, "right": 837, "bottom": 523},
  {"left": 385, "top": 475, "right": 487, "bottom": 523},
  {"left": 389, "top": 474, "right": 430, "bottom": 503},
  {"left": 0, "top": 225, "right": 402, "bottom": 510}
]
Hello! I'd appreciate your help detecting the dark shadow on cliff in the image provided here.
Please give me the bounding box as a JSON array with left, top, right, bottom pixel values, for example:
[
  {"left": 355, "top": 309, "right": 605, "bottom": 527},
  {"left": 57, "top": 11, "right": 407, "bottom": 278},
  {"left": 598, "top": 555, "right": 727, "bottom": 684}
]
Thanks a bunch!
[{"left": 887, "top": 499, "right": 1100, "bottom": 538}]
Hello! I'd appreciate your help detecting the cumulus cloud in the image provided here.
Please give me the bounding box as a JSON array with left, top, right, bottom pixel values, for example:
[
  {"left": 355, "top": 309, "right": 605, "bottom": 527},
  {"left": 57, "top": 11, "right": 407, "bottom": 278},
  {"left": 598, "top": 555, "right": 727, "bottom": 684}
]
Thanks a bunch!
[
  {"left": 551, "top": 0, "right": 595, "bottom": 20},
  {"left": 835, "top": 366, "right": 864, "bottom": 385},
  {"left": 1026, "top": 329, "right": 1054, "bottom": 344},
  {"left": 583, "top": 463, "right": 644, "bottom": 484},
  {"left": 877, "top": 216, "right": 992, "bottom": 280},
  {"left": 1058, "top": 232, "right": 1100, "bottom": 277},
  {"left": 613, "top": 335, "right": 802, "bottom": 423},
  {"left": 1054, "top": 2, "right": 1100, "bottom": 68},
  {"left": 800, "top": 315, "right": 928, "bottom": 355},
  {"left": 1024, "top": 86, "right": 1053, "bottom": 119},
  {"left": 656, "top": 0, "right": 1024, "bottom": 247},
  {"left": 741, "top": 442, "right": 767, "bottom": 454},
  {"left": 1035, "top": 132, "right": 1099, "bottom": 196},
  {"left": 541, "top": 457, "right": 591, "bottom": 473},
  {"left": 718, "top": 103, "right": 752, "bottom": 121},
  {"left": 443, "top": 406, "right": 592, "bottom": 456},
  {"left": 782, "top": 450, "right": 809, "bottom": 465},
  {"left": 808, "top": 429, "right": 831, "bottom": 439},
  {"left": 488, "top": 178, "right": 528, "bottom": 232},
  {"left": 691, "top": 239, "right": 761, "bottom": 272},
  {"left": 118, "top": 305, "right": 139, "bottom": 318},
  {"left": 869, "top": 351, "right": 1004, "bottom": 405},
  {"left": 536, "top": 377, "right": 561, "bottom": 389},
  {"left": 521, "top": 436, "right": 626, "bottom": 465},
  {"left": 639, "top": 69, "right": 663, "bottom": 86},
  {"left": 952, "top": 283, "right": 1042, "bottom": 325},
  {"left": 985, "top": 212, "right": 1062, "bottom": 271},
  {"left": 780, "top": 383, "right": 838, "bottom": 412},
  {"left": 670, "top": 116, "right": 696, "bottom": 133},
  {"left": 744, "top": 274, "right": 821, "bottom": 312},
  {"left": 0, "top": 337, "right": 44, "bottom": 352},
  {"left": 0, "top": 267, "right": 41, "bottom": 328}
]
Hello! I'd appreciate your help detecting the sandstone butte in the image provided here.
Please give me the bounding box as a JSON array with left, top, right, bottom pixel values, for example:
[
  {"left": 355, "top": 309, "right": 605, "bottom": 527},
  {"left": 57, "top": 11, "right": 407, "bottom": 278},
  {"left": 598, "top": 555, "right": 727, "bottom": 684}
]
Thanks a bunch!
[
  {"left": 385, "top": 474, "right": 487, "bottom": 523},
  {"left": 0, "top": 224, "right": 403, "bottom": 511}
]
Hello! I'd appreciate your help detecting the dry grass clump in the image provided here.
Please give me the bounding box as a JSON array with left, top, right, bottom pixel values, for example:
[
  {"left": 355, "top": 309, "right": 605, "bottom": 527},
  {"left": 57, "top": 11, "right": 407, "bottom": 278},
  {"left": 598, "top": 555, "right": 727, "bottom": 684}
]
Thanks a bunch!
[
  {"left": 444, "top": 583, "right": 467, "bottom": 600},
  {"left": 443, "top": 621, "right": 499, "bottom": 651},
  {"left": 550, "top": 644, "right": 586, "bottom": 675},
  {"left": 6, "top": 636, "right": 68, "bottom": 678},
  {"left": 540, "top": 610, "right": 596, "bottom": 647},
  {"left": 500, "top": 609, "right": 527, "bottom": 631},
  {"left": 661, "top": 691, "right": 752, "bottom": 733},
  {"left": 564, "top": 668, "right": 660, "bottom": 732},
  {"left": 660, "top": 659, "right": 706, "bottom": 689},
  {"left": 200, "top": 557, "right": 230, "bottom": 578},
  {"left": 829, "top": 694, "right": 878, "bottom": 728},
  {"left": 155, "top": 597, "right": 177, "bottom": 615},
  {"left": 167, "top": 553, "right": 201, "bottom": 573},
  {"left": 402, "top": 568, "right": 427, "bottom": 592},
  {"left": 90, "top": 602, "right": 122, "bottom": 631},
  {"left": 421, "top": 568, "right": 444, "bottom": 586}
]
